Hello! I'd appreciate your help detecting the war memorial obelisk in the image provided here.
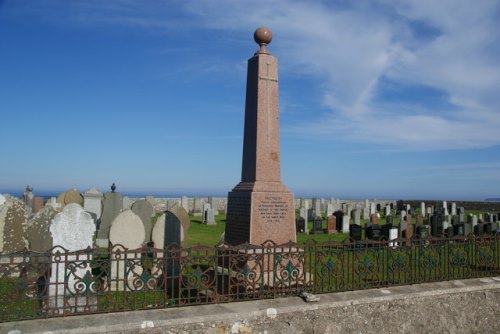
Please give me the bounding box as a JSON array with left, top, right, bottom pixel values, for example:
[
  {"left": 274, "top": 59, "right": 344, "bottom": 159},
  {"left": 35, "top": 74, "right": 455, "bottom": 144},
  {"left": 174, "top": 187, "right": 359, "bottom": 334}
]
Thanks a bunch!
[{"left": 225, "top": 27, "right": 296, "bottom": 246}]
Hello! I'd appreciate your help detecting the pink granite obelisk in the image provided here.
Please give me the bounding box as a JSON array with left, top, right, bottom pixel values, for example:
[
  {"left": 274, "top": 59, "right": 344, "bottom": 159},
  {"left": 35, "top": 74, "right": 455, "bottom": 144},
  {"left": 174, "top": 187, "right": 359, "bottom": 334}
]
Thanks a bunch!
[{"left": 225, "top": 27, "right": 296, "bottom": 246}]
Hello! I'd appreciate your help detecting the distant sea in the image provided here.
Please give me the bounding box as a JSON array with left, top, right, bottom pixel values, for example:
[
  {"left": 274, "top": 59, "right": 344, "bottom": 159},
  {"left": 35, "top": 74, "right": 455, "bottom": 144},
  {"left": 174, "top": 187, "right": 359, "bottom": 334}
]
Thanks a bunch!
[{"left": 2, "top": 191, "right": 227, "bottom": 200}]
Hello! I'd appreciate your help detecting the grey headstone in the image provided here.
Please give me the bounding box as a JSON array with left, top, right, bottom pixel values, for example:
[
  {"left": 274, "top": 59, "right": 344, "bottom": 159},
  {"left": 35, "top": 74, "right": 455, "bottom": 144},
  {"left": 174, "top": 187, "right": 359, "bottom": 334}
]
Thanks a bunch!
[
  {"left": 96, "top": 191, "right": 123, "bottom": 246},
  {"left": 131, "top": 199, "right": 155, "bottom": 242},
  {"left": 28, "top": 206, "right": 58, "bottom": 252},
  {"left": 0, "top": 199, "right": 28, "bottom": 252}
]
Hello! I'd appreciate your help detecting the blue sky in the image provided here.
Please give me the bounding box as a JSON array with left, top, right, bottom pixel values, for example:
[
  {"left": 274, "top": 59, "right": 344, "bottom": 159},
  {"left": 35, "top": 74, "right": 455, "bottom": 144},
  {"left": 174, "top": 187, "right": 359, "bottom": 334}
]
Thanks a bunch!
[{"left": 1, "top": 0, "right": 499, "bottom": 200}]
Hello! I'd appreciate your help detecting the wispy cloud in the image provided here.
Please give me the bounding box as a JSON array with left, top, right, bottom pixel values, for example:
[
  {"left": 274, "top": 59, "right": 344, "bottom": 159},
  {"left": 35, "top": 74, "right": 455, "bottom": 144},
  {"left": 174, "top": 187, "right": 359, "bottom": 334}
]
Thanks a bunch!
[
  {"left": 9, "top": 0, "right": 500, "bottom": 150},
  {"left": 182, "top": 0, "right": 500, "bottom": 150}
]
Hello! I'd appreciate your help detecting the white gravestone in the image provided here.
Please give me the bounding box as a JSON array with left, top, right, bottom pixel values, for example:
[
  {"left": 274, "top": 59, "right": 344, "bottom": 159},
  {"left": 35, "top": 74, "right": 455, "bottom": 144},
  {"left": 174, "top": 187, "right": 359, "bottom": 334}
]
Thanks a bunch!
[
  {"left": 342, "top": 216, "right": 350, "bottom": 233},
  {"left": 83, "top": 188, "right": 103, "bottom": 221},
  {"left": 389, "top": 228, "right": 399, "bottom": 248},
  {"left": 49, "top": 204, "right": 95, "bottom": 313}
]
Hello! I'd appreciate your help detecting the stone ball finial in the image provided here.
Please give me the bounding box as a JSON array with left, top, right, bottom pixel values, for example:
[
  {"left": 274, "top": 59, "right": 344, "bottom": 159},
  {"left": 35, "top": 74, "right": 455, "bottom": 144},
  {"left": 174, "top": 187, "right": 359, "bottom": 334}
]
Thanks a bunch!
[
  {"left": 111, "top": 183, "right": 116, "bottom": 192},
  {"left": 254, "top": 27, "right": 272, "bottom": 54}
]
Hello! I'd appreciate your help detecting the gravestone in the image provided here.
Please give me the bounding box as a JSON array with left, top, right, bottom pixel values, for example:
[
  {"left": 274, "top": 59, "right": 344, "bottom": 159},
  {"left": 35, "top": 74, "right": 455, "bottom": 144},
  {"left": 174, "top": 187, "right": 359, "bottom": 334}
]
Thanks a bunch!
[
  {"left": 96, "top": 187, "right": 123, "bottom": 247},
  {"left": 205, "top": 208, "right": 217, "bottom": 225},
  {"left": 225, "top": 27, "right": 296, "bottom": 246},
  {"left": 385, "top": 206, "right": 391, "bottom": 217},
  {"left": 208, "top": 197, "right": 219, "bottom": 215},
  {"left": 351, "top": 209, "right": 361, "bottom": 225},
  {"left": 453, "top": 223, "right": 465, "bottom": 236},
  {"left": 366, "top": 224, "right": 381, "bottom": 240},
  {"left": 349, "top": 224, "right": 362, "bottom": 241},
  {"left": 181, "top": 196, "right": 189, "bottom": 213},
  {"left": 389, "top": 228, "right": 399, "bottom": 247},
  {"left": 312, "top": 216, "right": 323, "bottom": 234},
  {"left": 416, "top": 214, "right": 423, "bottom": 225},
  {"left": 152, "top": 205, "right": 190, "bottom": 249},
  {"left": 109, "top": 210, "right": 146, "bottom": 290},
  {"left": 342, "top": 216, "right": 350, "bottom": 233},
  {"left": 296, "top": 217, "right": 305, "bottom": 233},
  {"left": 326, "top": 204, "right": 334, "bottom": 218},
  {"left": 83, "top": 188, "right": 103, "bottom": 222},
  {"left": 32, "top": 196, "right": 44, "bottom": 213},
  {"left": 381, "top": 223, "right": 392, "bottom": 240},
  {"left": 420, "top": 202, "right": 426, "bottom": 216},
  {"left": 28, "top": 206, "right": 58, "bottom": 253},
  {"left": 333, "top": 210, "right": 343, "bottom": 232},
  {"left": 363, "top": 207, "right": 370, "bottom": 220},
  {"left": 370, "top": 214, "right": 379, "bottom": 225},
  {"left": 299, "top": 207, "right": 309, "bottom": 233},
  {"left": 192, "top": 198, "right": 202, "bottom": 216},
  {"left": 370, "top": 203, "right": 376, "bottom": 215},
  {"left": 312, "top": 198, "right": 321, "bottom": 218},
  {"left": 0, "top": 199, "right": 28, "bottom": 252},
  {"left": 122, "top": 196, "right": 131, "bottom": 210},
  {"left": 131, "top": 199, "right": 155, "bottom": 241},
  {"left": 48, "top": 203, "right": 95, "bottom": 312},
  {"left": 327, "top": 215, "right": 337, "bottom": 234},
  {"left": 415, "top": 225, "right": 430, "bottom": 239},
  {"left": 431, "top": 214, "right": 444, "bottom": 237}
]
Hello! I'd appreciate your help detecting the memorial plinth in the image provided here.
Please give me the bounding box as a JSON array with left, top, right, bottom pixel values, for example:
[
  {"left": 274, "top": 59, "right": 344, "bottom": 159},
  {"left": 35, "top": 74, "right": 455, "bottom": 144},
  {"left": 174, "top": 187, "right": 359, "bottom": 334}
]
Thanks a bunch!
[{"left": 225, "top": 27, "right": 296, "bottom": 246}]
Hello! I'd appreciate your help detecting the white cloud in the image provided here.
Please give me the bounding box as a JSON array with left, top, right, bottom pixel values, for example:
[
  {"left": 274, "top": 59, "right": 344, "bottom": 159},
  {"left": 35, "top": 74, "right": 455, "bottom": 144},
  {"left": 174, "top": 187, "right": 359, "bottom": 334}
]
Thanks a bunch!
[
  {"left": 9, "top": 0, "right": 500, "bottom": 150},
  {"left": 181, "top": 0, "right": 500, "bottom": 150}
]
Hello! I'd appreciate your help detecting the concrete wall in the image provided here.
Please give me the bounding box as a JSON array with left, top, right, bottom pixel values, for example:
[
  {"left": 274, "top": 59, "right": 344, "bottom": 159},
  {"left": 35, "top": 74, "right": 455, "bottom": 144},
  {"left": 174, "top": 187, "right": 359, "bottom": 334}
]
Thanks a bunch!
[{"left": 2, "top": 277, "right": 499, "bottom": 334}]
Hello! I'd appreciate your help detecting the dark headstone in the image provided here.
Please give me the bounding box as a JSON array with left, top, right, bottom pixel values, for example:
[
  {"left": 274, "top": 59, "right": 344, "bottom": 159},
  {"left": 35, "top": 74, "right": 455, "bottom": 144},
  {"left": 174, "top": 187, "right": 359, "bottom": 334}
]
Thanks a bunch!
[
  {"left": 349, "top": 224, "right": 362, "bottom": 241},
  {"left": 453, "top": 223, "right": 464, "bottom": 236},
  {"left": 296, "top": 217, "right": 305, "bottom": 233},
  {"left": 333, "top": 211, "right": 344, "bottom": 232},
  {"left": 415, "top": 225, "right": 430, "bottom": 239},
  {"left": 431, "top": 214, "right": 443, "bottom": 237},
  {"left": 381, "top": 223, "right": 392, "bottom": 239},
  {"left": 483, "top": 222, "right": 493, "bottom": 234},
  {"left": 366, "top": 224, "right": 381, "bottom": 240},
  {"left": 474, "top": 223, "right": 484, "bottom": 236},
  {"left": 312, "top": 217, "right": 324, "bottom": 234}
]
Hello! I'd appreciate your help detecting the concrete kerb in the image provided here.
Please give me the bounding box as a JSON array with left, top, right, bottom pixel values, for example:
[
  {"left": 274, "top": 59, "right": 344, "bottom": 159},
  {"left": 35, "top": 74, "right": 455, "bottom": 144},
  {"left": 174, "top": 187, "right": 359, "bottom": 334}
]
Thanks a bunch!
[{"left": 2, "top": 277, "right": 499, "bottom": 334}]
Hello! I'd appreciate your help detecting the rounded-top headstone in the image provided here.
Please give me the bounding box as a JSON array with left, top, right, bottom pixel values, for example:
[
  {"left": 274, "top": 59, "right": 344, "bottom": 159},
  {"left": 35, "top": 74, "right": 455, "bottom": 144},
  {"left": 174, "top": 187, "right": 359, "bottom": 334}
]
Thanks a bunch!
[
  {"left": 109, "top": 210, "right": 145, "bottom": 249},
  {"left": 64, "top": 188, "right": 84, "bottom": 206},
  {"left": 254, "top": 27, "right": 272, "bottom": 45}
]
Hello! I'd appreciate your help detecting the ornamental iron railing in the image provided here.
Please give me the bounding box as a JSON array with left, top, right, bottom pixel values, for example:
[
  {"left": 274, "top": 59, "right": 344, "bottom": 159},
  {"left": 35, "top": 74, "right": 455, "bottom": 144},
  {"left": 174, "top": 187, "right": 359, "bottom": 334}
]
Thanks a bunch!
[{"left": 0, "top": 234, "right": 499, "bottom": 322}]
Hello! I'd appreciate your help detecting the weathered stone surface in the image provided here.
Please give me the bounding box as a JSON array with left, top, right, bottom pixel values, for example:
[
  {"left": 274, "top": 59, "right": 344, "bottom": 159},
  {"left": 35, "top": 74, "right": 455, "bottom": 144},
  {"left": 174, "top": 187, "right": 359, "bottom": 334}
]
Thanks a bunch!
[
  {"left": 0, "top": 199, "right": 28, "bottom": 252},
  {"left": 50, "top": 203, "right": 95, "bottom": 251},
  {"left": 28, "top": 205, "right": 58, "bottom": 252},
  {"left": 96, "top": 191, "right": 123, "bottom": 245},
  {"left": 109, "top": 210, "right": 145, "bottom": 249},
  {"left": 64, "top": 188, "right": 84, "bottom": 206},
  {"left": 49, "top": 203, "right": 95, "bottom": 312},
  {"left": 83, "top": 187, "right": 103, "bottom": 220},
  {"left": 152, "top": 205, "right": 189, "bottom": 248},
  {"left": 131, "top": 199, "right": 154, "bottom": 242}
]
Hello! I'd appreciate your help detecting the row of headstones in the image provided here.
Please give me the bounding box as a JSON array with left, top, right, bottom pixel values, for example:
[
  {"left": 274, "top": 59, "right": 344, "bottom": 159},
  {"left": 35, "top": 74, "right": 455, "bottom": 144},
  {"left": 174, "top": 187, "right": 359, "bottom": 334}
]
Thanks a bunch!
[
  {"left": 0, "top": 191, "right": 190, "bottom": 253},
  {"left": 1, "top": 194, "right": 191, "bottom": 312},
  {"left": 296, "top": 209, "right": 500, "bottom": 241}
]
